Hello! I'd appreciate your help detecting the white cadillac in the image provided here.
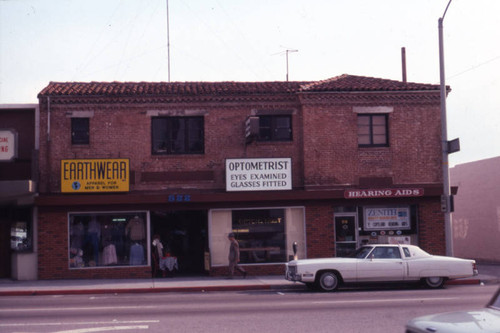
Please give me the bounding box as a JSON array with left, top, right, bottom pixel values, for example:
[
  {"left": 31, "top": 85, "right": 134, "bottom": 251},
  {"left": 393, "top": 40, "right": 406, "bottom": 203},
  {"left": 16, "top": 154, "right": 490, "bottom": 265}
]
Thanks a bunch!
[{"left": 285, "top": 244, "right": 478, "bottom": 292}]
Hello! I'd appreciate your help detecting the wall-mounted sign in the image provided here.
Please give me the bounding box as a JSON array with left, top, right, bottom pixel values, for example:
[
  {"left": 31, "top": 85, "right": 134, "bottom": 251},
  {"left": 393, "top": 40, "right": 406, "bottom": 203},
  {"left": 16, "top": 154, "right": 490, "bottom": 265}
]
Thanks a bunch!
[
  {"left": 0, "top": 129, "right": 18, "bottom": 161},
  {"left": 168, "top": 194, "right": 191, "bottom": 202},
  {"left": 61, "top": 159, "right": 129, "bottom": 193},
  {"left": 364, "top": 206, "right": 411, "bottom": 231},
  {"left": 345, "top": 188, "right": 423, "bottom": 199},
  {"left": 226, "top": 158, "right": 292, "bottom": 192},
  {"left": 388, "top": 236, "right": 411, "bottom": 245}
]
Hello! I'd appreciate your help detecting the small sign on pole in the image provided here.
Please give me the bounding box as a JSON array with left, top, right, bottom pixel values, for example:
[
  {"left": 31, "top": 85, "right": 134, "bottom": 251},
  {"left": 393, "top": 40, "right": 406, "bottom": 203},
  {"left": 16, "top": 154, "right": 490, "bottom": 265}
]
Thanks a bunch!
[{"left": 447, "top": 138, "right": 460, "bottom": 154}]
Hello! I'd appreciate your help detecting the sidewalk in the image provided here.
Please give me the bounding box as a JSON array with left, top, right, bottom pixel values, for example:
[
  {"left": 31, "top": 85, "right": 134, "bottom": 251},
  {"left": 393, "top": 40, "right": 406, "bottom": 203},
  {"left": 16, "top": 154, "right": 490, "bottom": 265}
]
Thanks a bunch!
[{"left": 1, "top": 264, "right": 498, "bottom": 296}]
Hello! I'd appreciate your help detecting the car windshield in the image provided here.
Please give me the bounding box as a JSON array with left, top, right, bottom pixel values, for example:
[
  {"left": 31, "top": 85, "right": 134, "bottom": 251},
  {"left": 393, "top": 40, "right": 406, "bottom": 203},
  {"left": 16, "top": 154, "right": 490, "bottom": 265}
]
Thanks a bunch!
[{"left": 348, "top": 246, "right": 373, "bottom": 259}]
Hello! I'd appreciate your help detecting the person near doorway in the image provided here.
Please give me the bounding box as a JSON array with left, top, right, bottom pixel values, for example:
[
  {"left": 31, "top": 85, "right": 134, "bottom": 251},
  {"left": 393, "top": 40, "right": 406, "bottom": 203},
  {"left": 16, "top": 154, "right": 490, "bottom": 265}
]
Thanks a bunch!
[{"left": 227, "top": 232, "right": 247, "bottom": 279}]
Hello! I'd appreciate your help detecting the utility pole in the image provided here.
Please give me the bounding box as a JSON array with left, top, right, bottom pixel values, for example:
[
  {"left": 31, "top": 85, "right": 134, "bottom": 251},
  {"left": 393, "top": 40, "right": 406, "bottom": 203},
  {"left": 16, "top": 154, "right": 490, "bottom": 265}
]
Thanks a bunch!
[
  {"left": 285, "top": 49, "right": 298, "bottom": 81},
  {"left": 439, "top": 0, "right": 453, "bottom": 256}
]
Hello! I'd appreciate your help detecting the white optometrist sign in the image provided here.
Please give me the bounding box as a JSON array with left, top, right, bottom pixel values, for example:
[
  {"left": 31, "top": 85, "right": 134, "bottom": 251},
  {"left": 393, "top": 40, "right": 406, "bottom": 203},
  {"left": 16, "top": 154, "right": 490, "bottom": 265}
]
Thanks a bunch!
[
  {"left": 226, "top": 158, "right": 292, "bottom": 191},
  {"left": 0, "top": 129, "right": 17, "bottom": 161}
]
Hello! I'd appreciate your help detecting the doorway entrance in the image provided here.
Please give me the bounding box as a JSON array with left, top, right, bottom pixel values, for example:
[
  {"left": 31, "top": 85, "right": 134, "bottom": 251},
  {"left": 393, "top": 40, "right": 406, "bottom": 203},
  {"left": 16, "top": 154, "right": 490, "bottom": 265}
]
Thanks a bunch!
[
  {"left": 0, "top": 218, "right": 10, "bottom": 278},
  {"left": 150, "top": 210, "right": 208, "bottom": 275},
  {"left": 334, "top": 213, "right": 358, "bottom": 257}
]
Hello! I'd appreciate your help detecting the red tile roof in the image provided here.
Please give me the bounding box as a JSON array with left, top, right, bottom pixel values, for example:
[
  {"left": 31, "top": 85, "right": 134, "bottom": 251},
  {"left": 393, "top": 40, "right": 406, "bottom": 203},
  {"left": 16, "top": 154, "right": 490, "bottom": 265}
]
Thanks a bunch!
[
  {"left": 38, "top": 81, "right": 306, "bottom": 97},
  {"left": 300, "top": 74, "right": 439, "bottom": 92},
  {"left": 37, "top": 74, "right": 440, "bottom": 98}
]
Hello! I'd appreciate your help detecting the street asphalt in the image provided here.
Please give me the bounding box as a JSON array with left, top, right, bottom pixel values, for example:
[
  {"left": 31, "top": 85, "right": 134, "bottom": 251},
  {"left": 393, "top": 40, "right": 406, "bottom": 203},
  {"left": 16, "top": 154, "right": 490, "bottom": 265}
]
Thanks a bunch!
[{"left": 0, "top": 263, "right": 498, "bottom": 296}]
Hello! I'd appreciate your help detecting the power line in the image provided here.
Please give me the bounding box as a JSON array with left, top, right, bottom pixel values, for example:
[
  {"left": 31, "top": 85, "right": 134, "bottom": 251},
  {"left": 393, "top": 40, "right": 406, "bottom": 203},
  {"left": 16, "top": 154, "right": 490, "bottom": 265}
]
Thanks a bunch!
[{"left": 448, "top": 55, "right": 500, "bottom": 80}]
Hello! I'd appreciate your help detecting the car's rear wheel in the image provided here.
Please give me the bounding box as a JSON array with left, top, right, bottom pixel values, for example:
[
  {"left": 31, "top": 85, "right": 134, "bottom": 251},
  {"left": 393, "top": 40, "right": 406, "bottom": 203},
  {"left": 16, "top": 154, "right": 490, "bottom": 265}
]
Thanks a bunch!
[
  {"left": 423, "top": 276, "right": 445, "bottom": 288},
  {"left": 317, "top": 271, "right": 340, "bottom": 292}
]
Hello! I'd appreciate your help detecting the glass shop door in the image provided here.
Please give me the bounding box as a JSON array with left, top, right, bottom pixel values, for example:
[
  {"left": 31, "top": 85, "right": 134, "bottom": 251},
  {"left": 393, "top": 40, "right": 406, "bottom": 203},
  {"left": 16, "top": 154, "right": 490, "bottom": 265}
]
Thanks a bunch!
[{"left": 334, "top": 214, "right": 358, "bottom": 257}]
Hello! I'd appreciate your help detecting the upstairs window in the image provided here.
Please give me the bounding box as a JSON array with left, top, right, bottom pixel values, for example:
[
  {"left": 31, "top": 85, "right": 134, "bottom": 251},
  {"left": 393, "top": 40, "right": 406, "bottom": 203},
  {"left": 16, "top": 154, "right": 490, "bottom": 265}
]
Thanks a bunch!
[
  {"left": 71, "top": 118, "right": 89, "bottom": 145},
  {"left": 152, "top": 116, "right": 204, "bottom": 155},
  {"left": 258, "top": 115, "right": 292, "bottom": 141},
  {"left": 357, "top": 114, "right": 388, "bottom": 147}
]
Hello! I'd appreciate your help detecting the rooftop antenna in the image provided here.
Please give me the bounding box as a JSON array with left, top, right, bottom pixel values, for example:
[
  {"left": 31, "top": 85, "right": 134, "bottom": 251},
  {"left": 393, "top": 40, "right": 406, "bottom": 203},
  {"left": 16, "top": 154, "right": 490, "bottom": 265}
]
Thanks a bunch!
[
  {"left": 166, "top": 0, "right": 171, "bottom": 82},
  {"left": 285, "top": 49, "right": 298, "bottom": 81}
]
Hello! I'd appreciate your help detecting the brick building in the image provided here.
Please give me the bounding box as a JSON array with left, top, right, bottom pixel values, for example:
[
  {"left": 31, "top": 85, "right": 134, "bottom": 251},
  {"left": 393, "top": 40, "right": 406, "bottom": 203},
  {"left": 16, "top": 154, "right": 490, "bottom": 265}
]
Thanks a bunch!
[
  {"left": 0, "top": 104, "right": 38, "bottom": 280},
  {"left": 34, "top": 74, "right": 447, "bottom": 280}
]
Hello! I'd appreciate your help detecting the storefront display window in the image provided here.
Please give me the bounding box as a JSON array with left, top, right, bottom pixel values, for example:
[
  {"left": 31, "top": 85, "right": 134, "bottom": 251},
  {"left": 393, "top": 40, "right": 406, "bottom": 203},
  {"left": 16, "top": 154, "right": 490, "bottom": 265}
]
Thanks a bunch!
[
  {"left": 11, "top": 220, "right": 32, "bottom": 252},
  {"left": 8, "top": 207, "right": 33, "bottom": 252},
  {"left": 209, "top": 207, "right": 305, "bottom": 267},
  {"left": 68, "top": 212, "right": 148, "bottom": 268},
  {"left": 232, "top": 209, "right": 286, "bottom": 263}
]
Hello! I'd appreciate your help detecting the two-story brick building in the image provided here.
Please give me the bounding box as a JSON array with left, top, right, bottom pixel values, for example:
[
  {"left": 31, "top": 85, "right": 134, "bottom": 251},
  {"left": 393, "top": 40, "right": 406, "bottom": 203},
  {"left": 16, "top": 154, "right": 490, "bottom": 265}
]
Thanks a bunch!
[
  {"left": 0, "top": 104, "right": 38, "bottom": 280},
  {"left": 34, "top": 74, "right": 447, "bottom": 280}
]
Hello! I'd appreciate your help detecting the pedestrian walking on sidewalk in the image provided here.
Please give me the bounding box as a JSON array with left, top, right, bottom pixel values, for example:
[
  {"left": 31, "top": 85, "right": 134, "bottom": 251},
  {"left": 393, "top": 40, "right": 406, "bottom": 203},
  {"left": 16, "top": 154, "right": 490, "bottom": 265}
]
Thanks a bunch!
[{"left": 228, "top": 232, "right": 247, "bottom": 279}]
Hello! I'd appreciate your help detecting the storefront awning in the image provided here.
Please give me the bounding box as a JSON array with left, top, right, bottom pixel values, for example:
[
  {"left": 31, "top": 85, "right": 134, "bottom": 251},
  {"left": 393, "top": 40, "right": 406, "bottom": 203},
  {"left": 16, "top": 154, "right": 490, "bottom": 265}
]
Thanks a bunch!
[{"left": 35, "top": 184, "right": 455, "bottom": 207}]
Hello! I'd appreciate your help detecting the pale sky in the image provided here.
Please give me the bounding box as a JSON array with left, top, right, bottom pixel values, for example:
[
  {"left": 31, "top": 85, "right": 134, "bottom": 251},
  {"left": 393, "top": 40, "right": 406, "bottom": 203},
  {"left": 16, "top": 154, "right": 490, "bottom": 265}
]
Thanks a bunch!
[{"left": 1, "top": 0, "right": 499, "bottom": 166}]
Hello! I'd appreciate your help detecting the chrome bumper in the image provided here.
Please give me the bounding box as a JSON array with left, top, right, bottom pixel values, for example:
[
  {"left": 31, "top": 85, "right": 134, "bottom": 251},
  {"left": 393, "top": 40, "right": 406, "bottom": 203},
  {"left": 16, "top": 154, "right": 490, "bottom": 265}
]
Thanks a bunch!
[{"left": 285, "top": 266, "right": 301, "bottom": 282}]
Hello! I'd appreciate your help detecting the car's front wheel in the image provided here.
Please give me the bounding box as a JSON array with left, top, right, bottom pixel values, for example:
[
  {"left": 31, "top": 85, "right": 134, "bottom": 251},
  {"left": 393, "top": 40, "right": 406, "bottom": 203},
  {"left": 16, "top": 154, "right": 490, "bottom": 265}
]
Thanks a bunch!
[
  {"left": 317, "top": 271, "right": 340, "bottom": 292},
  {"left": 423, "top": 276, "right": 445, "bottom": 289}
]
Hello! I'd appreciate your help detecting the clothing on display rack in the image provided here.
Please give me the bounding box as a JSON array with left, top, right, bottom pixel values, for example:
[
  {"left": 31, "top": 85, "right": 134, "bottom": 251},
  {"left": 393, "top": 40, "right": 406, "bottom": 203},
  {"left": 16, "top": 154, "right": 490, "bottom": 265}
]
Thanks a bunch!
[{"left": 129, "top": 242, "right": 144, "bottom": 265}]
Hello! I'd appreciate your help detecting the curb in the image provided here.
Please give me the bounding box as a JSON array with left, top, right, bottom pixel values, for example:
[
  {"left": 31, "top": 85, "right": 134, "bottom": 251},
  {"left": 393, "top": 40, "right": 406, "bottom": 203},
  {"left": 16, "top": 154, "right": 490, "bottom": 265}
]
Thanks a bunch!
[
  {"left": 446, "top": 278, "right": 481, "bottom": 286},
  {"left": 0, "top": 283, "right": 296, "bottom": 297}
]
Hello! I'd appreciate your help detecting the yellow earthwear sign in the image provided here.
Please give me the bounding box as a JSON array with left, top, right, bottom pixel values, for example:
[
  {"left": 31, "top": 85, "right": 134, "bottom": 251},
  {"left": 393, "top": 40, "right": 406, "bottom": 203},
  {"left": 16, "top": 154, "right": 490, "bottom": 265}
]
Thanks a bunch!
[{"left": 61, "top": 159, "right": 130, "bottom": 193}]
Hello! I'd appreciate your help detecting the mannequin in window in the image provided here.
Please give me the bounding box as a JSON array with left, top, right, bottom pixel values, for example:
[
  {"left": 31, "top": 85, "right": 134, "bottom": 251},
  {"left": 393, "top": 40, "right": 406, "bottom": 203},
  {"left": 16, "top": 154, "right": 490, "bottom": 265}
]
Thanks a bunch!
[
  {"left": 70, "top": 218, "right": 85, "bottom": 251},
  {"left": 126, "top": 215, "right": 145, "bottom": 241},
  {"left": 102, "top": 220, "right": 117, "bottom": 265},
  {"left": 86, "top": 216, "right": 100, "bottom": 266},
  {"left": 151, "top": 234, "right": 163, "bottom": 277},
  {"left": 129, "top": 242, "right": 144, "bottom": 265},
  {"left": 126, "top": 215, "right": 145, "bottom": 266}
]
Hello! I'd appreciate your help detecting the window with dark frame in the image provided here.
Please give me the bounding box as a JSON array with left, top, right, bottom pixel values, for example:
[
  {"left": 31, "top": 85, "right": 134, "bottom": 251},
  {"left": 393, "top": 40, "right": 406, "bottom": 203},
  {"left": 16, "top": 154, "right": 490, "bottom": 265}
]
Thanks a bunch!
[
  {"left": 9, "top": 207, "right": 33, "bottom": 252},
  {"left": 71, "top": 118, "right": 89, "bottom": 145},
  {"left": 357, "top": 114, "right": 388, "bottom": 147},
  {"left": 258, "top": 115, "right": 292, "bottom": 142},
  {"left": 152, "top": 116, "right": 204, "bottom": 155}
]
